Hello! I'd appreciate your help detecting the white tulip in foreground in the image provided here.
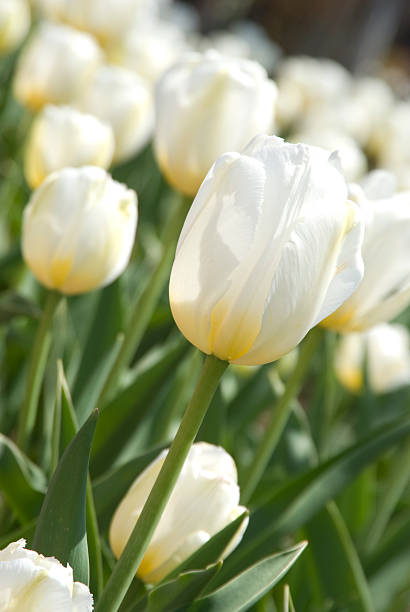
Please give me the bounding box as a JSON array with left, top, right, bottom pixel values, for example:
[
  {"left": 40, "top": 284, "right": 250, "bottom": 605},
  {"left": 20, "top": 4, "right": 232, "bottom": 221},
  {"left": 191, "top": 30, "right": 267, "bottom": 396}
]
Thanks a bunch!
[
  {"left": 0, "top": 0, "right": 30, "bottom": 55},
  {"left": 323, "top": 171, "right": 410, "bottom": 332},
  {"left": 0, "top": 539, "right": 93, "bottom": 611},
  {"left": 169, "top": 135, "right": 364, "bottom": 365},
  {"left": 22, "top": 166, "right": 137, "bottom": 295},
  {"left": 154, "top": 50, "right": 277, "bottom": 196},
  {"left": 77, "top": 65, "right": 153, "bottom": 165},
  {"left": 13, "top": 22, "right": 102, "bottom": 111},
  {"left": 110, "top": 442, "right": 248, "bottom": 584},
  {"left": 334, "top": 323, "right": 410, "bottom": 394},
  {"left": 24, "top": 105, "right": 115, "bottom": 189}
]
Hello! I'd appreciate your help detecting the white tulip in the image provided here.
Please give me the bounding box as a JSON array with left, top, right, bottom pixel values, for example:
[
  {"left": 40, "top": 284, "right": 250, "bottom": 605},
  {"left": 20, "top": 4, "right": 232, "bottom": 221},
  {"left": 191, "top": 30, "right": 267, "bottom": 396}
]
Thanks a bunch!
[
  {"left": 22, "top": 166, "right": 137, "bottom": 295},
  {"left": 77, "top": 65, "right": 153, "bottom": 165},
  {"left": 24, "top": 105, "right": 115, "bottom": 189},
  {"left": 154, "top": 50, "right": 277, "bottom": 196},
  {"left": 0, "top": 539, "right": 93, "bottom": 611},
  {"left": 13, "top": 22, "right": 102, "bottom": 111},
  {"left": 169, "top": 135, "right": 364, "bottom": 365},
  {"left": 335, "top": 324, "right": 410, "bottom": 394},
  {"left": 322, "top": 171, "right": 410, "bottom": 332},
  {"left": 0, "top": 0, "right": 30, "bottom": 55},
  {"left": 109, "top": 442, "right": 248, "bottom": 584}
]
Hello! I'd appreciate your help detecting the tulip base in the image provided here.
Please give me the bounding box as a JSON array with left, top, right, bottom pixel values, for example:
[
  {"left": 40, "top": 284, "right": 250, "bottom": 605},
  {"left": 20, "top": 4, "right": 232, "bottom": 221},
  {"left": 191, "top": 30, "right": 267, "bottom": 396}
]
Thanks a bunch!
[{"left": 95, "top": 353, "right": 228, "bottom": 612}]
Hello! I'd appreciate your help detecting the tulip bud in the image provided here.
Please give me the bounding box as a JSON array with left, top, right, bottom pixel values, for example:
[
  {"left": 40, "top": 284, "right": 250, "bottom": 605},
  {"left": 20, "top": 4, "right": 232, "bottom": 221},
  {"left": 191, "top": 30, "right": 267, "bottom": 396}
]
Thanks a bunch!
[
  {"left": 169, "top": 135, "right": 364, "bottom": 366},
  {"left": 322, "top": 171, "right": 410, "bottom": 332},
  {"left": 109, "top": 442, "right": 248, "bottom": 584},
  {"left": 22, "top": 166, "right": 137, "bottom": 295},
  {"left": 154, "top": 50, "right": 277, "bottom": 196},
  {"left": 0, "top": 539, "right": 93, "bottom": 611},
  {"left": 334, "top": 324, "right": 410, "bottom": 394},
  {"left": 0, "top": 0, "right": 30, "bottom": 55},
  {"left": 77, "top": 65, "right": 153, "bottom": 165},
  {"left": 24, "top": 105, "right": 115, "bottom": 189},
  {"left": 13, "top": 22, "right": 102, "bottom": 111}
]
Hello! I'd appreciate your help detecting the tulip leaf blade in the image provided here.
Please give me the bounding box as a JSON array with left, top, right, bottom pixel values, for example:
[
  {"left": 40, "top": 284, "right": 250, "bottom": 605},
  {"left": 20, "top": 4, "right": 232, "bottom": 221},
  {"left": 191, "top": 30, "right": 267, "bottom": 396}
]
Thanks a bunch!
[
  {"left": 0, "top": 434, "right": 46, "bottom": 523},
  {"left": 190, "top": 541, "right": 307, "bottom": 611},
  {"left": 147, "top": 563, "right": 222, "bottom": 612},
  {"left": 33, "top": 410, "right": 98, "bottom": 585},
  {"left": 163, "top": 510, "right": 249, "bottom": 582}
]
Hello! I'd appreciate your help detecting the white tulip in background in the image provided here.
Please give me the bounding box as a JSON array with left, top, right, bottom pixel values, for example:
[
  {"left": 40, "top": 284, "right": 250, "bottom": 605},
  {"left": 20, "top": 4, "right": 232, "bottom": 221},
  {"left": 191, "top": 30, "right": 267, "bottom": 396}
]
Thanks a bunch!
[
  {"left": 169, "top": 135, "right": 364, "bottom": 365},
  {"left": 154, "top": 50, "right": 277, "bottom": 196},
  {"left": 110, "top": 442, "right": 248, "bottom": 584},
  {"left": 13, "top": 21, "right": 102, "bottom": 111},
  {"left": 22, "top": 166, "right": 137, "bottom": 295},
  {"left": 275, "top": 55, "right": 351, "bottom": 130},
  {"left": 322, "top": 170, "right": 410, "bottom": 332},
  {"left": 77, "top": 65, "right": 153, "bottom": 165},
  {"left": 334, "top": 324, "right": 410, "bottom": 394},
  {"left": 0, "top": 539, "right": 93, "bottom": 611},
  {"left": 24, "top": 105, "right": 115, "bottom": 189},
  {"left": 289, "top": 127, "right": 367, "bottom": 181},
  {"left": 0, "top": 0, "right": 30, "bottom": 55}
]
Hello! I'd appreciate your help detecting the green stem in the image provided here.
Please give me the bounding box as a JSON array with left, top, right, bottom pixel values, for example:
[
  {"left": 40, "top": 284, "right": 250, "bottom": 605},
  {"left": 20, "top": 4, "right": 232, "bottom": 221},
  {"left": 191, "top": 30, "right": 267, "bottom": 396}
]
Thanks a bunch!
[
  {"left": 241, "top": 330, "right": 320, "bottom": 504},
  {"left": 98, "top": 194, "right": 191, "bottom": 405},
  {"left": 17, "top": 291, "right": 62, "bottom": 450},
  {"left": 95, "top": 354, "right": 228, "bottom": 612},
  {"left": 86, "top": 478, "right": 104, "bottom": 599}
]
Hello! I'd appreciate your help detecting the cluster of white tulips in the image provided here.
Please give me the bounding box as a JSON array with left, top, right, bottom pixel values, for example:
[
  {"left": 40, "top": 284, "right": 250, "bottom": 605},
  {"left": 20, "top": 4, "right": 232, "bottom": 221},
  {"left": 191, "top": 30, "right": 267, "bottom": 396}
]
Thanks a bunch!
[{"left": 0, "top": 0, "right": 410, "bottom": 611}]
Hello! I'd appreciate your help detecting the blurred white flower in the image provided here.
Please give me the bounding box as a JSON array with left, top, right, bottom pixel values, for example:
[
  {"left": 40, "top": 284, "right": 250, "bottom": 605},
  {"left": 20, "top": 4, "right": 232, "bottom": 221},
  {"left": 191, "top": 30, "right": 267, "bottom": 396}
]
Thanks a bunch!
[
  {"left": 22, "top": 166, "right": 137, "bottom": 294},
  {"left": 24, "top": 105, "right": 115, "bottom": 189},
  {"left": 0, "top": 0, "right": 30, "bottom": 55},
  {"left": 322, "top": 171, "right": 410, "bottom": 332},
  {"left": 13, "top": 21, "right": 102, "bottom": 111},
  {"left": 335, "top": 323, "right": 410, "bottom": 394},
  {"left": 110, "top": 442, "right": 248, "bottom": 584},
  {"left": 169, "top": 135, "right": 364, "bottom": 365},
  {"left": 76, "top": 65, "right": 153, "bottom": 165},
  {"left": 160, "top": 1, "right": 200, "bottom": 34},
  {"left": 154, "top": 50, "right": 277, "bottom": 196},
  {"left": 0, "top": 539, "right": 93, "bottom": 611}
]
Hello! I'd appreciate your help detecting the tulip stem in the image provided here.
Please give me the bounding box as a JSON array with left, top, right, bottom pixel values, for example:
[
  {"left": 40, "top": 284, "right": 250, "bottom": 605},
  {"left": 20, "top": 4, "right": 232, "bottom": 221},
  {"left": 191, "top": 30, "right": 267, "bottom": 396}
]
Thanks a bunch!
[
  {"left": 98, "top": 193, "right": 191, "bottom": 405},
  {"left": 17, "top": 291, "right": 62, "bottom": 451},
  {"left": 240, "top": 329, "right": 320, "bottom": 505},
  {"left": 95, "top": 353, "right": 228, "bottom": 612}
]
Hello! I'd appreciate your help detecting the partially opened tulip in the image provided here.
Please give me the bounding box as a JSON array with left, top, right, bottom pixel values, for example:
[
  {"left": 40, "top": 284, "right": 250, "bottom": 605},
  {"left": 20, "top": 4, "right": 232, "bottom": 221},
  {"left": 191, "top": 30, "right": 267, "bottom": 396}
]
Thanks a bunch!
[
  {"left": 0, "top": 539, "right": 93, "bottom": 611},
  {"left": 169, "top": 135, "right": 364, "bottom": 365},
  {"left": 13, "top": 22, "right": 102, "bottom": 111},
  {"left": 110, "top": 442, "right": 248, "bottom": 584},
  {"left": 335, "top": 323, "right": 410, "bottom": 394},
  {"left": 24, "top": 105, "right": 115, "bottom": 189},
  {"left": 77, "top": 65, "right": 153, "bottom": 165},
  {"left": 322, "top": 171, "right": 410, "bottom": 332},
  {"left": 22, "top": 166, "right": 137, "bottom": 294},
  {"left": 154, "top": 51, "right": 277, "bottom": 196},
  {"left": 0, "top": 0, "right": 30, "bottom": 55}
]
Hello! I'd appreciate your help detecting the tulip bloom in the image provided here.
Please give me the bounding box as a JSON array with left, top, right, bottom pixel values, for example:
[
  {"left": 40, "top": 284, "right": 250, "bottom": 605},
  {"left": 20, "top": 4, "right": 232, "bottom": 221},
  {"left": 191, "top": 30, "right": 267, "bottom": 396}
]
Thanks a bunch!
[
  {"left": 0, "top": 539, "right": 93, "bottom": 611},
  {"left": 24, "top": 105, "right": 115, "bottom": 189},
  {"left": 13, "top": 22, "right": 102, "bottom": 111},
  {"left": 22, "top": 166, "right": 137, "bottom": 295},
  {"left": 0, "top": 0, "right": 30, "bottom": 55},
  {"left": 322, "top": 171, "right": 410, "bottom": 332},
  {"left": 77, "top": 65, "right": 153, "bottom": 165},
  {"left": 169, "top": 135, "right": 364, "bottom": 366},
  {"left": 154, "top": 50, "right": 277, "bottom": 196},
  {"left": 335, "top": 323, "right": 410, "bottom": 394},
  {"left": 110, "top": 442, "right": 248, "bottom": 584}
]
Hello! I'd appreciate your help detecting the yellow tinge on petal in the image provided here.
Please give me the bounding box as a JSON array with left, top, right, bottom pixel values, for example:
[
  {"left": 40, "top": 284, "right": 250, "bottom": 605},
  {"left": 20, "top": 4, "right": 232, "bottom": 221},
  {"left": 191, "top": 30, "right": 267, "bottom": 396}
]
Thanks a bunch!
[
  {"left": 50, "top": 255, "right": 73, "bottom": 289},
  {"left": 338, "top": 367, "right": 363, "bottom": 393}
]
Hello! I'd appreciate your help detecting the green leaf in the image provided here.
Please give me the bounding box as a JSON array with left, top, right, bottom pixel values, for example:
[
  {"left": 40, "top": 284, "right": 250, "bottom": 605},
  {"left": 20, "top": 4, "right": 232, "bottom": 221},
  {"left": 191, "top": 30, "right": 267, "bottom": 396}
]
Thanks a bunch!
[
  {"left": 163, "top": 511, "right": 249, "bottom": 582},
  {"left": 191, "top": 542, "right": 307, "bottom": 612},
  {"left": 93, "top": 443, "right": 169, "bottom": 531},
  {"left": 33, "top": 410, "right": 97, "bottom": 585},
  {"left": 0, "top": 434, "right": 46, "bottom": 523},
  {"left": 147, "top": 563, "right": 222, "bottom": 612}
]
